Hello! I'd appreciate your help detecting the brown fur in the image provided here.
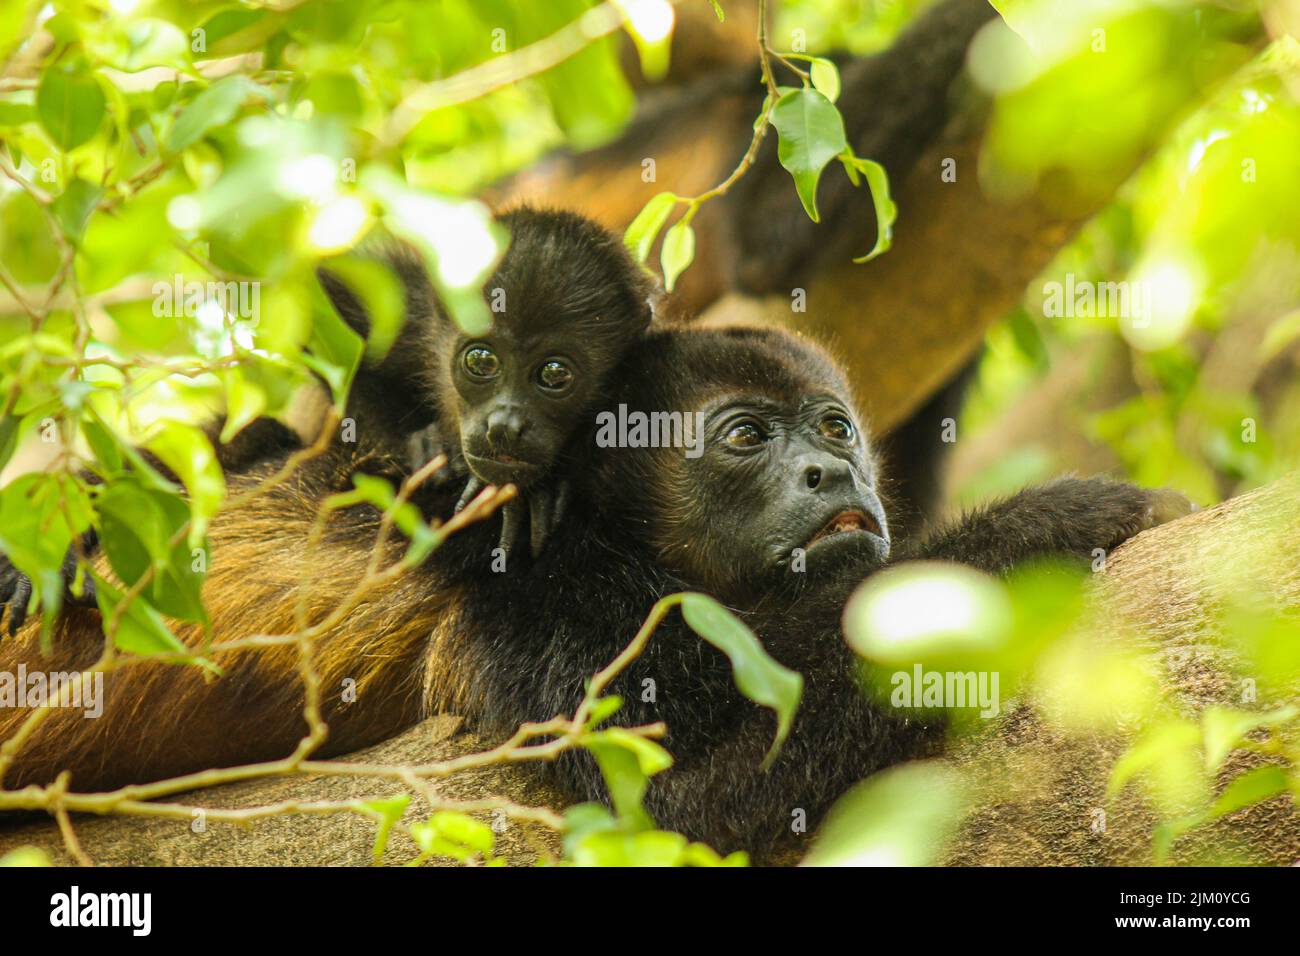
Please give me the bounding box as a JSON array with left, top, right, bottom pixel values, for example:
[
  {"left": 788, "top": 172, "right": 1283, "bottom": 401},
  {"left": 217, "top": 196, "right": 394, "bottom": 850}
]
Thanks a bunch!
[{"left": 0, "top": 449, "right": 466, "bottom": 792}]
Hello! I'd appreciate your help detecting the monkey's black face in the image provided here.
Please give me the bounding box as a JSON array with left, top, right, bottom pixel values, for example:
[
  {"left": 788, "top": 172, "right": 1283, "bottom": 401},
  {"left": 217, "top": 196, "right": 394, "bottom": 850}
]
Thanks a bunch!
[
  {"left": 658, "top": 391, "right": 889, "bottom": 607},
  {"left": 451, "top": 326, "right": 604, "bottom": 488},
  {"left": 443, "top": 206, "right": 653, "bottom": 491}
]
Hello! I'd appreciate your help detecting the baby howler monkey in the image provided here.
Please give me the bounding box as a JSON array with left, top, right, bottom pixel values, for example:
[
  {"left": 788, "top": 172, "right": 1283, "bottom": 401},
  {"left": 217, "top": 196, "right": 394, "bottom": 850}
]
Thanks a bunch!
[{"left": 319, "top": 206, "right": 655, "bottom": 559}]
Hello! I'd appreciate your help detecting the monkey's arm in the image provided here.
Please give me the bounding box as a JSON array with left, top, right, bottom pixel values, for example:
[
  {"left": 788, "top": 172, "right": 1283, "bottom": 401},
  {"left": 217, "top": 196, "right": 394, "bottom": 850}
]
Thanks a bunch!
[{"left": 907, "top": 477, "right": 1194, "bottom": 574}]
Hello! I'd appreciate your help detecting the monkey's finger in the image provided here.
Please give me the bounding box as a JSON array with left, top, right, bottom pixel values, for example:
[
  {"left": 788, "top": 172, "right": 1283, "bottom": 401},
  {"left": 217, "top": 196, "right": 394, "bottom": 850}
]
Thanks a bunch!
[
  {"left": 498, "top": 498, "right": 524, "bottom": 557},
  {"left": 529, "top": 489, "right": 554, "bottom": 558},
  {"left": 550, "top": 480, "right": 571, "bottom": 537},
  {"left": 8, "top": 575, "right": 31, "bottom": 637},
  {"left": 455, "top": 476, "right": 486, "bottom": 514}
]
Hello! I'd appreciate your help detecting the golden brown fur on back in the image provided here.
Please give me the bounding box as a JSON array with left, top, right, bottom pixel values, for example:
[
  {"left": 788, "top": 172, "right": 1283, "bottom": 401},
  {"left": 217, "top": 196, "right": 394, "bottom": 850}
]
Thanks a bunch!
[{"left": 0, "top": 446, "right": 469, "bottom": 793}]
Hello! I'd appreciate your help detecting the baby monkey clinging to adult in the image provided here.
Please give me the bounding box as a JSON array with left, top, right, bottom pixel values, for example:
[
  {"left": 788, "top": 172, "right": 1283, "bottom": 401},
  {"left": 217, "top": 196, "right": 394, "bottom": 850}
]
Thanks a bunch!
[{"left": 320, "top": 207, "right": 656, "bottom": 559}]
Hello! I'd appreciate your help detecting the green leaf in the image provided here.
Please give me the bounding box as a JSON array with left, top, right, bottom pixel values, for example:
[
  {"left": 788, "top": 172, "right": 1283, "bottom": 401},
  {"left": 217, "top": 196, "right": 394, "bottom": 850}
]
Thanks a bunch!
[
  {"left": 0, "top": 847, "right": 51, "bottom": 867},
  {"left": 362, "top": 169, "right": 506, "bottom": 336},
  {"left": 93, "top": 575, "right": 188, "bottom": 656},
  {"left": 624, "top": 192, "right": 678, "bottom": 264},
  {"left": 0, "top": 473, "right": 92, "bottom": 639},
  {"left": 98, "top": 482, "right": 207, "bottom": 624},
  {"left": 0, "top": 413, "right": 18, "bottom": 474},
  {"left": 100, "top": 18, "right": 190, "bottom": 72},
  {"left": 584, "top": 695, "right": 623, "bottom": 729},
  {"left": 804, "top": 762, "right": 966, "bottom": 867},
  {"left": 80, "top": 416, "right": 123, "bottom": 476},
  {"left": 1108, "top": 719, "right": 1201, "bottom": 799},
  {"left": 318, "top": 256, "right": 405, "bottom": 362},
  {"left": 570, "top": 829, "right": 690, "bottom": 866},
  {"left": 36, "top": 67, "right": 105, "bottom": 150},
  {"left": 51, "top": 178, "right": 102, "bottom": 243},
  {"left": 708, "top": 1, "right": 725, "bottom": 22},
  {"left": 145, "top": 421, "right": 226, "bottom": 548},
  {"left": 810, "top": 58, "right": 841, "bottom": 103},
  {"left": 659, "top": 218, "right": 695, "bottom": 293},
  {"left": 1210, "top": 765, "right": 1290, "bottom": 820},
  {"left": 350, "top": 474, "right": 438, "bottom": 563},
  {"left": 165, "top": 75, "right": 266, "bottom": 152},
  {"left": 356, "top": 795, "right": 409, "bottom": 864},
  {"left": 306, "top": 283, "right": 365, "bottom": 404},
  {"left": 678, "top": 592, "right": 803, "bottom": 767},
  {"left": 197, "top": 9, "right": 280, "bottom": 57},
  {"left": 770, "top": 87, "right": 847, "bottom": 222},
  {"left": 561, "top": 802, "right": 620, "bottom": 860},
  {"left": 218, "top": 367, "right": 268, "bottom": 444},
  {"left": 583, "top": 735, "right": 655, "bottom": 830},
  {"left": 1201, "top": 705, "right": 1298, "bottom": 773},
  {"left": 848, "top": 156, "right": 896, "bottom": 263},
  {"left": 0, "top": 97, "right": 35, "bottom": 128},
  {"left": 588, "top": 727, "right": 673, "bottom": 776},
  {"left": 409, "top": 811, "right": 496, "bottom": 864}
]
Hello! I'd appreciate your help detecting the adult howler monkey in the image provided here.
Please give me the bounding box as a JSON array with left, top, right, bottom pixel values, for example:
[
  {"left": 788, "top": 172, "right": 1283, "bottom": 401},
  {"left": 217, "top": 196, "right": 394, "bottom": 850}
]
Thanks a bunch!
[
  {"left": 0, "top": 321, "right": 1188, "bottom": 857},
  {"left": 424, "top": 322, "right": 1191, "bottom": 851}
]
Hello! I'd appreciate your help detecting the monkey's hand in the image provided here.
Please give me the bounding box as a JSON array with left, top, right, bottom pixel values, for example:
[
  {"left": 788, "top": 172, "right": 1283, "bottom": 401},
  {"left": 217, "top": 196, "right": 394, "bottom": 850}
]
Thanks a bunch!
[
  {"left": 406, "top": 423, "right": 466, "bottom": 489},
  {"left": 0, "top": 531, "right": 100, "bottom": 637},
  {"left": 913, "top": 478, "right": 1195, "bottom": 575},
  {"left": 490, "top": 479, "right": 571, "bottom": 561}
]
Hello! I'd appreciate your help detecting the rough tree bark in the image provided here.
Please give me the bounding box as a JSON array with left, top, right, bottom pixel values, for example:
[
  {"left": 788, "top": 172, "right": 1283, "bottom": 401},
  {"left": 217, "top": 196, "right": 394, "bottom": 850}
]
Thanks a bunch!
[{"left": 3, "top": 473, "right": 1295, "bottom": 866}]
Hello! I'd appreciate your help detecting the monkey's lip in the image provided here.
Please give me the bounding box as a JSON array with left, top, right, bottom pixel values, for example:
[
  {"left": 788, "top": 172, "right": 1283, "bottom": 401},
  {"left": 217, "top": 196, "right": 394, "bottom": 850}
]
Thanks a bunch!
[{"left": 806, "top": 510, "right": 883, "bottom": 549}]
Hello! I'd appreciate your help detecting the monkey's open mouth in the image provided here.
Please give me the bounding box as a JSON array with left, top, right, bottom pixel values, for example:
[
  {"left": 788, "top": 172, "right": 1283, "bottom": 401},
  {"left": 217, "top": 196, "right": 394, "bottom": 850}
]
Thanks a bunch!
[{"left": 807, "top": 510, "right": 883, "bottom": 548}]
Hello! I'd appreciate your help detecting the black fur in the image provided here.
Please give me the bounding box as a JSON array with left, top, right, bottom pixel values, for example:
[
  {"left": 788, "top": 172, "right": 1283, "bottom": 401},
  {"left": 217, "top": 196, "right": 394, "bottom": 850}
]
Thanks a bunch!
[
  {"left": 322, "top": 206, "right": 655, "bottom": 555},
  {"left": 411, "top": 324, "right": 1186, "bottom": 854}
]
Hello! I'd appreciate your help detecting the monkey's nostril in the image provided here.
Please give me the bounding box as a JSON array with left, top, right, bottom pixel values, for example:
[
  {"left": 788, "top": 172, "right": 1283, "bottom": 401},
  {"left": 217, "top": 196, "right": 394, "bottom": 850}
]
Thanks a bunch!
[{"left": 805, "top": 465, "right": 822, "bottom": 490}]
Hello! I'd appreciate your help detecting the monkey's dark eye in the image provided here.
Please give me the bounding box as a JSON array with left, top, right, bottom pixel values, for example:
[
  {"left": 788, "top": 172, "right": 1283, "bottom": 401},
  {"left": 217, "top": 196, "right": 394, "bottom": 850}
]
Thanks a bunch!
[
  {"left": 725, "top": 423, "right": 764, "bottom": 448},
  {"left": 819, "top": 415, "right": 855, "bottom": 443},
  {"left": 537, "top": 360, "right": 574, "bottom": 392},
  {"left": 462, "top": 347, "right": 500, "bottom": 380}
]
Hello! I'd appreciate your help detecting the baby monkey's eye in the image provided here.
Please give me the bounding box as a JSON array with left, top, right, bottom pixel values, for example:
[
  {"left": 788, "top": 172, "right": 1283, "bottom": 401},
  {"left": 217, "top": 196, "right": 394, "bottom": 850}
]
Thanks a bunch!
[
  {"left": 537, "top": 360, "right": 574, "bottom": 392},
  {"left": 725, "top": 422, "right": 764, "bottom": 448},
  {"left": 819, "top": 414, "right": 855, "bottom": 443},
  {"left": 463, "top": 347, "right": 500, "bottom": 380}
]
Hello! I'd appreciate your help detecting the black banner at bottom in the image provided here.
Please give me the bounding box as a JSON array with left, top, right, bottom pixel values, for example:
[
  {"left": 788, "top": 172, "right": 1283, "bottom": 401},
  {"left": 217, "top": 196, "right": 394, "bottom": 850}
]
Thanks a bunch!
[{"left": 0, "top": 865, "right": 1287, "bottom": 942}]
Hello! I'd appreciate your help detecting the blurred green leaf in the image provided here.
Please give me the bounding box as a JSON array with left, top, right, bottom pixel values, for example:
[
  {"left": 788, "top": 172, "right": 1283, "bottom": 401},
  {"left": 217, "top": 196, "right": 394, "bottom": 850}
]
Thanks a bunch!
[
  {"left": 166, "top": 76, "right": 267, "bottom": 152},
  {"left": 1201, "top": 705, "right": 1298, "bottom": 773},
  {"left": 36, "top": 66, "right": 105, "bottom": 150},
  {"left": 659, "top": 218, "right": 695, "bottom": 293},
  {"left": 805, "top": 762, "right": 966, "bottom": 866},
  {"left": 810, "top": 58, "right": 842, "bottom": 103},
  {"left": 624, "top": 191, "right": 678, "bottom": 265},
  {"left": 145, "top": 421, "right": 226, "bottom": 548}
]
